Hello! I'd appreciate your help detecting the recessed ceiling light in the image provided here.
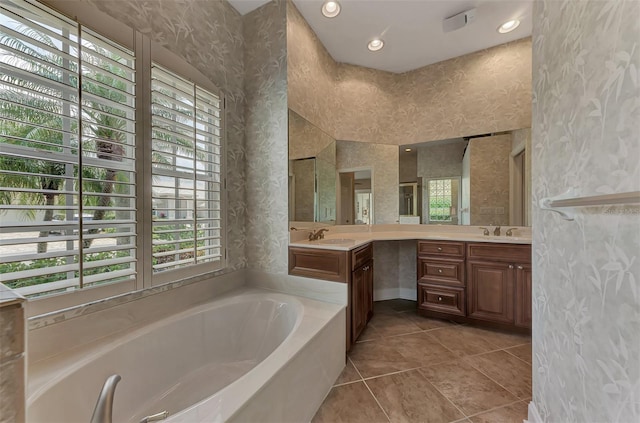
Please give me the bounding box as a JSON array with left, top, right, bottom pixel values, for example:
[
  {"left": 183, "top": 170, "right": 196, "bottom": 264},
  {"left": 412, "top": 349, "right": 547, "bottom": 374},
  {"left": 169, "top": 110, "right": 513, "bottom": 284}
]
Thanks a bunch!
[
  {"left": 321, "top": 1, "right": 341, "bottom": 18},
  {"left": 367, "top": 38, "right": 384, "bottom": 52},
  {"left": 405, "top": 148, "right": 412, "bottom": 152},
  {"left": 497, "top": 19, "right": 520, "bottom": 34}
]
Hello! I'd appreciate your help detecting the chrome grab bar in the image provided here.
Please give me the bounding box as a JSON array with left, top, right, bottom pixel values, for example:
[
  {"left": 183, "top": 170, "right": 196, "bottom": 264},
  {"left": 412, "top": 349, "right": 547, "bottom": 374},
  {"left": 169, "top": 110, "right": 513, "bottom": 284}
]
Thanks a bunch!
[
  {"left": 140, "top": 411, "right": 169, "bottom": 423},
  {"left": 90, "top": 374, "right": 121, "bottom": 423}
]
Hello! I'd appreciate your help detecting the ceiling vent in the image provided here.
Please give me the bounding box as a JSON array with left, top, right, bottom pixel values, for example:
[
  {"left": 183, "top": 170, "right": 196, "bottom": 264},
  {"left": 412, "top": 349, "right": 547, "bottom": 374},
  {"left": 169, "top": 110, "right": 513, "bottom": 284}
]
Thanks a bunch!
[{"left": 442, "top": 8, "right": 476, "bottom": 33}]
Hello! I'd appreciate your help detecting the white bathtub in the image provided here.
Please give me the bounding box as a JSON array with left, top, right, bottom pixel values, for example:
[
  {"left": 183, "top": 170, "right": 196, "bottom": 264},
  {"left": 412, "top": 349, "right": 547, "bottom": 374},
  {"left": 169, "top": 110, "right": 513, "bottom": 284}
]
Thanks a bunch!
[{"left": 27, "top": 289, "right": 345, "bottom": 422}]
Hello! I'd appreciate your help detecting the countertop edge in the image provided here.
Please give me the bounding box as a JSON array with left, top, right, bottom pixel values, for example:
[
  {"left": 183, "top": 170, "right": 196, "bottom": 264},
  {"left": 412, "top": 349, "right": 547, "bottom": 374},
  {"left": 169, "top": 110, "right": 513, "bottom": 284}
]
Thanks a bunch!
[{"left": 289, "top": 234, "right": 532, "bottom": 251}]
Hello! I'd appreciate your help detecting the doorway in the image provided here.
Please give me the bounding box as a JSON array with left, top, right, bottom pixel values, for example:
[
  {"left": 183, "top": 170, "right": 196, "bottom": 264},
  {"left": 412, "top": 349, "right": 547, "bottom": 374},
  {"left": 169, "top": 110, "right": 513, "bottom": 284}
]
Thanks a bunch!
[{"left": 338, "top": 169, "right": 372, "bottom": 225}]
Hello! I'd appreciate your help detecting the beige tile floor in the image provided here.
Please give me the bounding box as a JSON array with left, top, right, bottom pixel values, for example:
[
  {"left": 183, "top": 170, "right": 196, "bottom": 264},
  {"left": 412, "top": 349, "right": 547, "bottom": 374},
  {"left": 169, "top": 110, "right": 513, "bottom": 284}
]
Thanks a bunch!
[{"left": 313, "top": 300, "right": 531, "bottom": 423}]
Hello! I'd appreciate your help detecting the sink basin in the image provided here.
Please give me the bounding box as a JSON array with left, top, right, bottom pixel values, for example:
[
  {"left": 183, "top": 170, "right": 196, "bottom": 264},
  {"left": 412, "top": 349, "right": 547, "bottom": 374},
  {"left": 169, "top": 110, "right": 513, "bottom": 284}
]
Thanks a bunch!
[{"left": 315, "top": 238, "right": 356, "bottom": 245}]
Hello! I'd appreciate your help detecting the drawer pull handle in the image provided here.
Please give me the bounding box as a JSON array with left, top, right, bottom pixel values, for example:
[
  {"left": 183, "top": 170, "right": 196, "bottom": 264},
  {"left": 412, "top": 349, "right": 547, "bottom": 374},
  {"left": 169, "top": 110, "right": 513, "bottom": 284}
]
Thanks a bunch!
[
  {"left": 438, "top": 269, "right": 443, "bottom": 273},
  {"left": 509, "top": 264, "right": 514, "bottom": 269},
  {"left": 437, "top": 247, "right": 443, "bottom": 252},
  {"left": 438, "top": 296, "right": 443, "bottom": 301},
  {"left": 517, "top": 265, "right": 524, "bottom": 270}
]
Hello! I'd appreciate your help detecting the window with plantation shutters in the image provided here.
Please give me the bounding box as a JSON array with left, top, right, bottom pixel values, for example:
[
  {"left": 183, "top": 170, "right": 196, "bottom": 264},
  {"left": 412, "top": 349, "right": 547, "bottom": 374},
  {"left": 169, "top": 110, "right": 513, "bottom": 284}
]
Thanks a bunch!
[
  {"left": 150, "top": 64, "right": 223, "bottom": 275},
  {"left": 0, "top": 0, "right": 137, "bottom": 296}
]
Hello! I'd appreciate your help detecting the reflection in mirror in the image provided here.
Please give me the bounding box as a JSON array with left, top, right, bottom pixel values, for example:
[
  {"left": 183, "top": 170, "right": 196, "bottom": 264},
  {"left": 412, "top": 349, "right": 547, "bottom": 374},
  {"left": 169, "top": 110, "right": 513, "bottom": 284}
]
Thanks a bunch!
[
  {"left": 399, "top": 128, "right": 531, "bottom": 226},
  {"left": 338, "top": 170, "right": 372, "bottom": 225},
  {"left": 288, "top": 110, "right": 336, "bottom": 223}
]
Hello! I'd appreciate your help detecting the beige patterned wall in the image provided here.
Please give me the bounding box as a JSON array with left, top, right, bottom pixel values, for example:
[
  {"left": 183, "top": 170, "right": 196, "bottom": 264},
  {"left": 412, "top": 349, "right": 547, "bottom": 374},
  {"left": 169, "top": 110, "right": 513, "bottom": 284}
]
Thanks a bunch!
[
  {"left": 288, "top": 109, "right": 335, "bottom": 160},
  {"left": 287, "top": 0, "right": 337, "bottom": 136},
  {"left": 336, "top": 140, "right": 399, "bottom": 224},
  {"left": 79, "top": 0, "right": 248, "bottom": 270},
  {"left": 469, "top": 135, "right": 511, "bottom": 226},
  {"left": 244, "top": 0, "right": 289, "bottom": 274},
  {"left": 287, "top": 1, "right": 531, "bottom": 146},
  {"left": 532, "top": 0, "right": 640, "bottom": 421}
]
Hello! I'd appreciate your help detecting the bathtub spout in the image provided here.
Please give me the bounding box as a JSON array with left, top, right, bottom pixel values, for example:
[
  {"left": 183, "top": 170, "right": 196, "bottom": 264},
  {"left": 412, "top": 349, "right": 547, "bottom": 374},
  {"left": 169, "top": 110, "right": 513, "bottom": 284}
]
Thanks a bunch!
[
  {"left": 90, "top": 374, "right": 121, "bottom": 423},
  {"left": 139, "top": 411, "right": 169, "bottom": 423}
]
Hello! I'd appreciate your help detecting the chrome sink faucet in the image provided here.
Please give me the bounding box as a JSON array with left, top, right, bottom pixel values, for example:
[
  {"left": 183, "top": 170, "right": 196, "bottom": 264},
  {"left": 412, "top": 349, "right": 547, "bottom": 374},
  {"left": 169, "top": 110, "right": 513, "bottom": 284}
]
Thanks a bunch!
[
  {"left": 493, "top": 226, "right": 501, "bottom": 236},
  {"left": 479, "top": 227, "right": 489, "bottom": 236},
  {"left": 90, "top": 375, "right": 121, "bottom": 423},
  {"left": 309, "top": 228, "right": 329, "bottom": 241},
  {"left": 506, "top": 228, "right": 518, "bottom": 236}
]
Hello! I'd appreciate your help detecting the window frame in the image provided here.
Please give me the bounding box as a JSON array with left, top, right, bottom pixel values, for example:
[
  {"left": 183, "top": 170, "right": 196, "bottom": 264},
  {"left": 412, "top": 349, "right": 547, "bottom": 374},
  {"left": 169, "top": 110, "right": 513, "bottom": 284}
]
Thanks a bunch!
[{"left": 1, "top": 0, "right": 227, "bottom": 316}]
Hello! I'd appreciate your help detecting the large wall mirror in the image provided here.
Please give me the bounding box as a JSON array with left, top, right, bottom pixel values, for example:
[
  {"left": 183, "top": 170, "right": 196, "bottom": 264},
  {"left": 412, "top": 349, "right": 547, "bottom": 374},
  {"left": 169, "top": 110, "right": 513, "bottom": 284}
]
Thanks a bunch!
[
  {"left": 288, "top": 110, "right": 336, "bottom": 223},
  {"left": 399, "top": 128, "right": 532, "bottom": 227}
]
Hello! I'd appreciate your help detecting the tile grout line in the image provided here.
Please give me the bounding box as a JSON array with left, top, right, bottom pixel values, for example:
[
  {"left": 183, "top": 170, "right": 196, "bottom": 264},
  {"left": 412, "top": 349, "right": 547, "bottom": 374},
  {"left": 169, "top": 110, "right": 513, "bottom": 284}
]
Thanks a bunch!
[
  {"left": 419, "top": 372, "right": 470, "bottom": 421},
  {"left": 463, "top": 398, "right": 526, "bottom": 420},
  {"left": 503, "top": 345, "right": 533, "bottom": 366},
  {"left": 464, "top": 357, "right": 529, "bottom": 402},
  {"left": 362, "top": 378, "right": 392, "bottom": 423},
  {"left": 333, "top": 357, "right": 365, "bottom": 387}
]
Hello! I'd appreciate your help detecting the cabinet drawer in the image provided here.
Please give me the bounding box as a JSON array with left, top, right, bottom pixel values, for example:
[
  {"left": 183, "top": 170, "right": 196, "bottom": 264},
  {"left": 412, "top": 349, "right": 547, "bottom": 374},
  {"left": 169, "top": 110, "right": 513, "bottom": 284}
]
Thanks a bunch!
[
  {"left": 418, "top": 241, "right": 465, "bottom": 258},
  {"left": 352, "top": 243, "right": 373, "bottom": 271},
  {"left": 418, "top": 258, "right": 464, "bottom": 286},
  {"left": 467, "top": 243, "right": 531, "bottom": 263},
  {"left": 418, "top": 284, "right": 465, "bottom": 316},
  {"left": 289, "top": 247, "right": 348, "bottom": 283}
]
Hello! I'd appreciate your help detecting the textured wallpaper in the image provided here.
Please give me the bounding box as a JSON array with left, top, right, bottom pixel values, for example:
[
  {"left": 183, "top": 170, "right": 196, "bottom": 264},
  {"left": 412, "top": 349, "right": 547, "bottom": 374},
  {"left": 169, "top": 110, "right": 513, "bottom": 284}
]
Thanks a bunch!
[
  {"left": 336, "top": 140, "right": 399, "bottom": 224},
  {"left": 288, "top": 109, "right": 335, "bottom": 160},
  {"left": 531, "top": 1, "right": 640, "bottom": 422},
  {"left": 287, "top": 0, "right": 337, "bottom": 137},
  {"left": 469, "top": 135, "right": 511, "bottom": 226},
  {"left": 287, "top": 0, "right": 531, "bottom": 146},
  {"left": 244, "top": 0, "right": 289, "bottom": 274},
  {"left": 80, "top": 0, "right": 248, "bottom": 270}
]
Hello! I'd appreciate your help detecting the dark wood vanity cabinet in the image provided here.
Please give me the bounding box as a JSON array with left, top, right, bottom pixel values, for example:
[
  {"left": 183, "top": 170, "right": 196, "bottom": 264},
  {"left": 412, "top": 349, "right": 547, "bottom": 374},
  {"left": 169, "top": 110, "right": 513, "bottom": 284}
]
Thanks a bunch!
[
  {"left": 289, "top": 242, "right": 374, "bottom": 351},
  {"left": 515, "top": 263, "right": 532, "bottom": 328},
  {"left": 417, "top": 240, "right": 532, "bottom": 331},
  {"left": 351, "top": 243, "right": 374, "bottom": 342},
  {"left": 417, "top": 241, "right": 466, "bottom": 316},
  {"left": 466, "top": 243, "right": 532, "bottom": 328},
  {"left": 351, "top": 257, "right": 373, "bottom": 341}
]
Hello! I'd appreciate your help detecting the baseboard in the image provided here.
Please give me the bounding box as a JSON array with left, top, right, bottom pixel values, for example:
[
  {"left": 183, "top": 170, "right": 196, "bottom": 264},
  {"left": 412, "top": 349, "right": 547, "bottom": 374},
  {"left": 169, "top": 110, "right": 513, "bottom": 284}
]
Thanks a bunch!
[
  {"left": 373, "top": 288, "right": 400, "bottom": 301},
  {"left": 399, "top": 288, "right": 417, "bottom": 301},
  {"left": 526, "top": 401, "right": 543, "bottom": 423}
]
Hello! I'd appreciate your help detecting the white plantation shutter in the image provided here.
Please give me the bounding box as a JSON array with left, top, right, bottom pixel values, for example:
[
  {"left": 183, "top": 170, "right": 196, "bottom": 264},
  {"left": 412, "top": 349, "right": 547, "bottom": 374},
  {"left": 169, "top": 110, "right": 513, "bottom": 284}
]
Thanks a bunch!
[
  {"left": 0, "top": 0, "right": 136, "bottom": 295},
  {"left": 151, "top": 64, "right": 223, "bottom": 274}
]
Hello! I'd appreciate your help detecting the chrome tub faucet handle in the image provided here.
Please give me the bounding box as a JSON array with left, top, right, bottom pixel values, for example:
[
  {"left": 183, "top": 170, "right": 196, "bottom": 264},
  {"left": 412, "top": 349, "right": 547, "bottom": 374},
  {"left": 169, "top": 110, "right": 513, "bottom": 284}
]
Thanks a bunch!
[{"left": 90, "top": 375, "right": 121, "bottom": 423}]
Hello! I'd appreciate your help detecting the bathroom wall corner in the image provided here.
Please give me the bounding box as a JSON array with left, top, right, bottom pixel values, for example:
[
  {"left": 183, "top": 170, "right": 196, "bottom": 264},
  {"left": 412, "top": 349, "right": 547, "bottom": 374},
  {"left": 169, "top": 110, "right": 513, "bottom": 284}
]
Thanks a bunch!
[{"left": 243, "top": 0, "right": 289, "bottom": 275}]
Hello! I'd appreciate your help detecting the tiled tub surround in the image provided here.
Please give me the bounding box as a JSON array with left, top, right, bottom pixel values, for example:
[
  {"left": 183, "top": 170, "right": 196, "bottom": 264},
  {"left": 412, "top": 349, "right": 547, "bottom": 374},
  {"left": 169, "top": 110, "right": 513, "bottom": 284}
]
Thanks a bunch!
[
  {"left": 27, "top": 286, "right": 345, "bottom": 423},
  {"left": 313, "top": 300, "right": 532, "bottom": 423}
]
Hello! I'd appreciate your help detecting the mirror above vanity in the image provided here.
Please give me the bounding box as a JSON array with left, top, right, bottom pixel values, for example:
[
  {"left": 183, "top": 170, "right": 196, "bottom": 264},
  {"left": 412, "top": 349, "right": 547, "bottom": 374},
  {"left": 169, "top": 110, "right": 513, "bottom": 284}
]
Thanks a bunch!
[
  {"left": 399, "top": 128, "right": 532, "bottom": 227},
  {"left": 288, "top": 109, "right": 337, "bottom": 224}
]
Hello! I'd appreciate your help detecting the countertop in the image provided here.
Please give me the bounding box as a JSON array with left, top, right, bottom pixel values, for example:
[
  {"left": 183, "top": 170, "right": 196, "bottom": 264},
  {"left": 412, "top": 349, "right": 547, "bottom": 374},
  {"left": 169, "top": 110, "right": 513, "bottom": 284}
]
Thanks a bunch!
[{"left": 289, "top": 224, "right": 532, "bottom": 251}]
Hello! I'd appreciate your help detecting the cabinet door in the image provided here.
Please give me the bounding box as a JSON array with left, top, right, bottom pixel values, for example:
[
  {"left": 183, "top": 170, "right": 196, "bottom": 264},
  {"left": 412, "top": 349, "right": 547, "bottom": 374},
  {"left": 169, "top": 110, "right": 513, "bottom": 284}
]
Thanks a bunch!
[
  {"left": 467, "top": 260, "right": 515, "bottom": 324},
  {"left": 352, "top": 260, "right": 373, "bottom": 341},
  {"left": 351, "top": 265, "right": 366, "bottom": 341},
  {"left": 365, "top": 260, "right": 374, "bottom": 323},
  {"left": 515, "top": 264, "right": 532, "bottom": 328}
]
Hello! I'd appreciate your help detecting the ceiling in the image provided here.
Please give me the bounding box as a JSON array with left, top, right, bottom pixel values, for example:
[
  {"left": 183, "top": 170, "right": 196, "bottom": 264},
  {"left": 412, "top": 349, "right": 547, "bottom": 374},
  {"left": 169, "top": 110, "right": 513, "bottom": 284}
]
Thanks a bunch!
[
  {"left": 228, "top": 0, "right": 532, "bottom": 73},
  {"left": 227, "top": 0, "right": 271, "bottom": 15}
]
